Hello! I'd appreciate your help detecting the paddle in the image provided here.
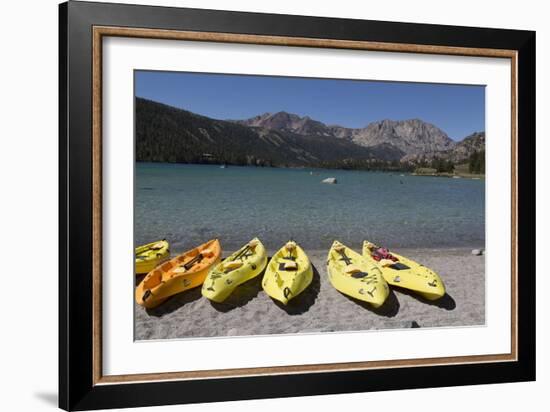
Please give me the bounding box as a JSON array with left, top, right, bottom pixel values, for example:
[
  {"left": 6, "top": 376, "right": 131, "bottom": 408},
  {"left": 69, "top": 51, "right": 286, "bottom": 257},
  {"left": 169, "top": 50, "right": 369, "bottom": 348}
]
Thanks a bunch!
[
  {"left": 232, "top": 244, "right": 252, "bottom": 261},
  {"left": 180, "top": 253, "right": 204, "bottom": 271}
]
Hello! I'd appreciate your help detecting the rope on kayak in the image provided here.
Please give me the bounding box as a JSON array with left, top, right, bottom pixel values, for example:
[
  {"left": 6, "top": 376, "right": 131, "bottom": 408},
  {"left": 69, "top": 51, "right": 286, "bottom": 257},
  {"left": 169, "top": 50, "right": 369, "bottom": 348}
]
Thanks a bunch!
[
  {"left": 205, "top": 273, "right": 221, "bottom": 291},
  {"left": 285, "top": 238, "right": 296, "bottom": 260},
  {"left": 240, "top": 249, "right": 253, "bottom": 260},
  {"left": 337, "top": 249, "right": 353, "bottom": 265},
  {"left": 286, "top": 241, "right": 293, "bottom": 260},
  {"left": 283, "top": 287, "right": 292, "bottom": 300},
  {"left": 279, "top": 240, "right": 298, "bottom": 271}
]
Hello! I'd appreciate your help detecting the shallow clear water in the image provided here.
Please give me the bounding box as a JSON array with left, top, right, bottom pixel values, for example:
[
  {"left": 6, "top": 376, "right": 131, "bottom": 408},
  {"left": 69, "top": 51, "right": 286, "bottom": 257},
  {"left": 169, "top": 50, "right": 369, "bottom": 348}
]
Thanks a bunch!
[{"left": 135, "top": 163, "right": 485, "bottom": 252}]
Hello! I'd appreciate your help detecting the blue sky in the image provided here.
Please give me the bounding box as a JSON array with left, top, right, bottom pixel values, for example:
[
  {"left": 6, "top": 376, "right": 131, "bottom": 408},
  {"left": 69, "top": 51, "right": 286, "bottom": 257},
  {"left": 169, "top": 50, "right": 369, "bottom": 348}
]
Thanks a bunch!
[{"left": 135, "top": 71, "right": 485, "bottom": 140}]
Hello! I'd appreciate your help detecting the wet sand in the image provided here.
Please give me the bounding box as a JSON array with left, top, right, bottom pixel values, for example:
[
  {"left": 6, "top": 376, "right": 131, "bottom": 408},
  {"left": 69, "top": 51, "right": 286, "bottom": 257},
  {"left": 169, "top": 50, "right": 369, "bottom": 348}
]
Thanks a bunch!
[{"left": 134, "top": 248, "right": 485, "bottom": 340}]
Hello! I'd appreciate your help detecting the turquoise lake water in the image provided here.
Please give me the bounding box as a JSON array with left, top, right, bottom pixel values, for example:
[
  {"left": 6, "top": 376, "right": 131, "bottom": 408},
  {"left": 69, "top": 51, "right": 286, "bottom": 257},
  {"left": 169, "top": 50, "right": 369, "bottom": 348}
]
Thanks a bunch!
[{"left": 135, "top": 163, "right": 485, "bottom": 251}]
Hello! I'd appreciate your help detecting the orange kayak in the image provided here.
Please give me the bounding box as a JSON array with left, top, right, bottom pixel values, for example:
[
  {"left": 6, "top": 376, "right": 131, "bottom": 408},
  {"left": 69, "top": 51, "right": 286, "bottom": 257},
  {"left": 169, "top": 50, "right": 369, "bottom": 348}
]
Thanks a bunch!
[{"left": 135, "top": 239, "right": 221, "bottom": 308}]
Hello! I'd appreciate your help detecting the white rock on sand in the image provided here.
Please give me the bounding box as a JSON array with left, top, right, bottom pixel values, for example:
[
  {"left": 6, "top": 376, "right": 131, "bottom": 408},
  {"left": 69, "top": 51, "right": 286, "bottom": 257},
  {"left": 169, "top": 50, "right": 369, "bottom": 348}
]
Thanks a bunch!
[{"left": 135, "top": 247, "right": 485, "bottom": 340}]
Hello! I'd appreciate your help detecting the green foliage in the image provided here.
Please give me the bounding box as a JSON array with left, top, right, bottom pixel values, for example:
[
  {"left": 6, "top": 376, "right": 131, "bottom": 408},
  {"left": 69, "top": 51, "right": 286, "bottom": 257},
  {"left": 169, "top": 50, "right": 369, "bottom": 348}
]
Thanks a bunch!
[
  {"left": 135, "top": 98, "right": 380, "bottom": 167},
  {"left": 135, "top": 97, "right": 469, "bottom": 174},
  {"left": 468, "top": 150, "right": 485, "bottom": 174},
  {"left": 430, "top": 157, "right": 455, "bottom": 173}
]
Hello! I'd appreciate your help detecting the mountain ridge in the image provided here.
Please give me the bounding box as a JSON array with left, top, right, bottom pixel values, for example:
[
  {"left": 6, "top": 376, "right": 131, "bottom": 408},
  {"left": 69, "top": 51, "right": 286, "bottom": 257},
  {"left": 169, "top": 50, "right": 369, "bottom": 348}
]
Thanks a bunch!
[
  {"left": 136, "top": 97, "right": 484, "bottom": 169},
  {"left": 136, "top": 98, "right": 386, "bottom": 167},
  {"left": 236, "top": 112, "right": 457, "bottom": 156}
]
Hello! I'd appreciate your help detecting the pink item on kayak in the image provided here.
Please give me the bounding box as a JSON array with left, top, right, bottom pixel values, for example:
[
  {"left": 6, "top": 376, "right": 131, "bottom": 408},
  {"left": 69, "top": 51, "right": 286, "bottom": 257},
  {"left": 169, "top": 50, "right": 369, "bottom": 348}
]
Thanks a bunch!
[{"left": 372, "top": 247, "right": 398, "bottom": 262}]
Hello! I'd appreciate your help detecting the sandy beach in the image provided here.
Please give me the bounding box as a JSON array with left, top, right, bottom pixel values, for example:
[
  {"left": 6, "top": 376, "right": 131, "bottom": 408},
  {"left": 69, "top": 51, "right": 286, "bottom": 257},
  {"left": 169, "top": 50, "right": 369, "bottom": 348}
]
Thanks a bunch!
[{"left": 134, "top": 247, "right": 485, "bottom": 340}]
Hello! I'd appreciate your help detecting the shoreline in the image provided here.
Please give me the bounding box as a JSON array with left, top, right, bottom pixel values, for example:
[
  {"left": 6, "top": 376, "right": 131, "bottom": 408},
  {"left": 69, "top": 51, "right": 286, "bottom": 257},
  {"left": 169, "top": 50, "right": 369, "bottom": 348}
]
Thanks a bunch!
[
  {"left": 411, "top": 172, "right": 485, "bottom": 179},
  {"left": 135, "top": 246, "right": 485, "bottom": 340},
  {"left": 156, "top": 245, "right": 487, "bottom": 260},
  {"left": 137, "top": 161, "right": 486, "bottom": 177}
]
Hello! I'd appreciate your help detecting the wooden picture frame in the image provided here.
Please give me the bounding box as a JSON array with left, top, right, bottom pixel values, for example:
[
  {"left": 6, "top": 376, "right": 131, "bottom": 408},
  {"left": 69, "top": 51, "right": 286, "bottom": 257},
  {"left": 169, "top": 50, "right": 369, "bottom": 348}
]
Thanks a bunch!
[{"left": 59, "top": 1, "right": 535, "bottom": 410}]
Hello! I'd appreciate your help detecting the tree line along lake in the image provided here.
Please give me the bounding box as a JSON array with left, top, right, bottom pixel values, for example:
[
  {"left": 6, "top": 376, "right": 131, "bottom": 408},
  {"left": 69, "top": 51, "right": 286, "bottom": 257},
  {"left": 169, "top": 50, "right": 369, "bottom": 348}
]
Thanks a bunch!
[{"left": 135, "top": 162, "right": 485, "bottom": 253}]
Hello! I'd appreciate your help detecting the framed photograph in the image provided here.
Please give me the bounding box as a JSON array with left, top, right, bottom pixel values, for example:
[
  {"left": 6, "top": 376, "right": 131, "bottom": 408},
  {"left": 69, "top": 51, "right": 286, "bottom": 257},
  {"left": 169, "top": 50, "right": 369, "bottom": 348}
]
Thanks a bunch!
[{"left": 59, "top": 1, "right": 535, "bottom": 410}]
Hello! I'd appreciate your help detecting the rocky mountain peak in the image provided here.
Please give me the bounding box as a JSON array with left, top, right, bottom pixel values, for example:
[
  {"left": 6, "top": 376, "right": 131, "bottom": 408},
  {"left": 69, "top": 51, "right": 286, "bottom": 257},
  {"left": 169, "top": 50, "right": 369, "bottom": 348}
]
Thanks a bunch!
[
  {"left": 136, "top": 97, "right": 485, "bottom": 168},
  {"left": 348, "top": 118, "right": 455, "bottom": 155},
  {"left": 237, "top": 111, "right": 332, "bottom": 136},
  {"left": 238, "top": 111, "right": 456, "bottom": 156}
]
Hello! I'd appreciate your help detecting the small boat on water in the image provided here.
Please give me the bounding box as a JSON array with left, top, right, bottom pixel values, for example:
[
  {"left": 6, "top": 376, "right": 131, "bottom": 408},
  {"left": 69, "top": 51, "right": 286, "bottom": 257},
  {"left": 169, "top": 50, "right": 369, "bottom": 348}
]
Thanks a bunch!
[
  {"left": 135, "top": 239, "right": 221, "bottom": 308},
  {"left": 262, "top": 241, "right": 313, "bottom": 305},
  {"left": 135, "top": 240, "right": 170, "bottom": 274},
  {"left": 202, "top": 238, "right": 267, "bottom": 303},
  {"left": 327, "top": 241, "right": 389, "bottom": 307},
  {"left": 362, "top": 240, "right": 445, "bottom": 300}
]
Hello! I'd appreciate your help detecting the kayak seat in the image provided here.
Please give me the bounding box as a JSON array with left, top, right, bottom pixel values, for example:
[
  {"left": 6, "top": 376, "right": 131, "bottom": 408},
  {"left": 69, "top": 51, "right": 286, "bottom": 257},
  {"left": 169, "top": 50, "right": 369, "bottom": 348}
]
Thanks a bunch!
[
  {"left": 223, "top": 260, "right": 243, "bottom": 270},
  {"left": 389, "top": 262, "right": 410, "bottom": 270},
  {"left": 161, "top": 261, "right": 174, "bottom": 271},
  {"left": 351, "top": 271, "right": 369, "bottom": 279},
  {"left": 143, "top": 271, "right": 162, "bottom": 289},
  {"left": 344, "top": 264, "right": 362, "bottom": 275},
  {"left": 202, "top": 248, "right": 214, "bottom": 258},
  {"left": 279, "top": 262, "right": 298, "bottom": 271},
  {"left": 284, "top": 261, "right": 298, "bottom": 270},
  {"left": 379, "top": 258, "right": 396, "bottom": 267}
]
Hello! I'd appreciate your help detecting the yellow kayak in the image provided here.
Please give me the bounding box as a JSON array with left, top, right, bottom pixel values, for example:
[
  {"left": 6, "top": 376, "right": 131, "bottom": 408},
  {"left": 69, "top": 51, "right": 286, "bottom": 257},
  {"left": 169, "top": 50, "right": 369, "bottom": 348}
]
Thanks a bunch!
[
  {"left": 362, "top": 241, "right": 445, "bottom": 300},
  {"left": 202, "top": 238, "right": 267, "bottom": 303},
  {"left": 135, "top": 240, "right": 170, "bottom": 274},
  {"left": 262, "top": 241, "right": 313, "bottom": 305},
  {"left": 327, "top": 241, "right": 389, "bottom": 308},
  {"left": 136, "top": 239, "right": 221, "bottom": 308}
]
